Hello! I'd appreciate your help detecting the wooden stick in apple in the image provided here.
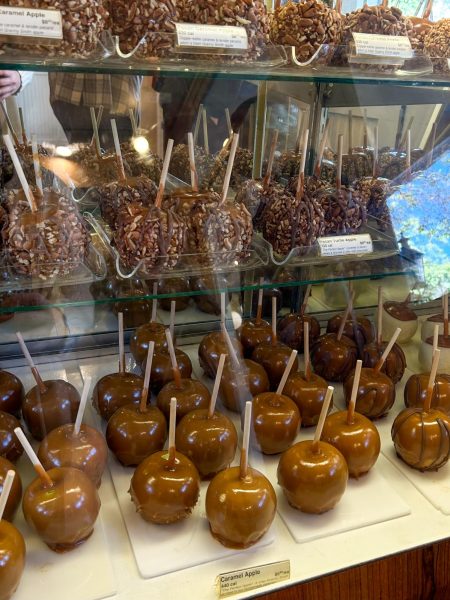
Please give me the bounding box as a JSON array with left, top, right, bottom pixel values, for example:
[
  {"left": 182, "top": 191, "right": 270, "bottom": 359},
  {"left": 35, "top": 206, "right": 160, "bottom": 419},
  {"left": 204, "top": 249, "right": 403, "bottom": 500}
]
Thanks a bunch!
[
  {"left": 90, "top": 107, "right": 102, "bottom": 159},
  {"left": 300, "top": 284, "right": 312, "bottom": 318},
  {"left": 374, "top": 327, "right": 401, "bottom": 372},
  {"left": 433, "top": 323, "right": 439, "bottom": 357},
  {"left": 263, "top": 130, "right": 279, "bottom": 189},
  {"left": 276, "top": 350, "right": 298, "bottom": 395},
  {"left": 312, "top": 386, "right": 334, "bottom": 453},
  {"left": 140, "top": 341, "right": 155, "bottom": 413},
  {"left": 220, "top": 133, "right": 240, "bottom": 205},
  {"left": 14, "top": 427, "right": 53, "bottom": 488},
  {"left": 220, "top": 323, "right": 240, "bottom": 368},
  {"left": 73, "top": 377, "right": 92, "bottom": 436},
  {"left": 16, "top": 331, "right": 46, "bottom": 393},
  {"left": 424, "top": 349, "right": 441, "bottom": 412},
  {"left": 3, "top": 134, "right": 37, "bottom": 212},
  {"left": 31, "top": 134, "right": 43, "bottom": 194},
  {"left": 0, "top": 470, "right": 15, "bottom": 521},
  {"left": 1, "top": 102, "right": 20, "bottom": 147},
  {"left": 151, "top": 282, "right": 158, "bottom": 323},
  {"left": 208, "top": 354, "right": 227, "bottom": 418},
  {"left": 346, "top": 360, "right": 362, "bottom": 425},
  {"left": 155, "top": 139, "right": 174, "bottom": 208},
  {"left": 240, "top": 401, "right": 252, "bottom": 479},
  {"left": 118, "top": 312, "right": 125, "bottom": 374},
  {"left": 193, "top": 104, "right": 203, "bottom": 145},
  {"left": 313, "top": 122, "right": 329, "bottom": 178},
  {"left": 336, "top": 292, "right": 354, "bottom": 342},
  {"left": 111, "top": 119, "right": 127, "bottom": 182},
  {"left": 295, "top": 128, "right": 309, "bottom": 202},
  {"left": 187, "top": 131, "right": 199, "bottom": 192},
  {"left": 271, "top": 296, "right": 278, "bottom": 346},
  {"left": 169, "top": 300, "right": 176, "bottom": 343},
  {"left": 304, "top": 320, "right": 311, "bottom": 381},
  {"left": 165, "top": 329, "right": 182, "bottom": 389},
  {"left": 167, "top": 397, "right": 177, "bottom": 467}
]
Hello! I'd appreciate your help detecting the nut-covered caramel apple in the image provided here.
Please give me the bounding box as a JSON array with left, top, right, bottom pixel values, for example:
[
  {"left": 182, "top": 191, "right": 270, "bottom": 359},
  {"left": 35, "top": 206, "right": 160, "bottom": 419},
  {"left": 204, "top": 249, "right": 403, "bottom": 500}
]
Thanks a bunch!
[
  {"left": 206, "top": 402, "right": 277, "bottom": 548},
  {"left": 141, "top": 348, "right": 192, "bottom": 393},
  {"left": 278, "top": 285, "right": 321, "bottom": 352},
  {"left": 404, "top": 373, "right": 450, "bottom": 415},
  {"left": 0, "top": 412, "right": 22, "bottom": 463},
  {"left": 0, "top": 370, "right": 24, "bottom": 417},
  {"left": 130, "top": 398, "right": 200, "bottom": 524},
  {"left": 199, "top": 331, "right": 243, "bottom": 379},
  {"left": 0, "top": 458, "right": 22, "bottom": 522}
]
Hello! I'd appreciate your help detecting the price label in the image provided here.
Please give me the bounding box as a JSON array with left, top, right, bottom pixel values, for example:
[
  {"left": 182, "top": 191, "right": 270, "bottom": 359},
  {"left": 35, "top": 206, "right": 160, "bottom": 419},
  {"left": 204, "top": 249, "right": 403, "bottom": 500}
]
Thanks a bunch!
[
  {"left": 352, "top": 33, "right": 413, "bottom": 59},
  {"left": 0, "top": 6, "right": 62, "bottom": 40},
  {"left": 176, "top": 23, "right": 248, "bottom": 51},
  {"left": 216, "top": 560, "right": 290, "bottom": 598},
  {"left": 318, "top": 234, "right": 373, "bottom": 257}
]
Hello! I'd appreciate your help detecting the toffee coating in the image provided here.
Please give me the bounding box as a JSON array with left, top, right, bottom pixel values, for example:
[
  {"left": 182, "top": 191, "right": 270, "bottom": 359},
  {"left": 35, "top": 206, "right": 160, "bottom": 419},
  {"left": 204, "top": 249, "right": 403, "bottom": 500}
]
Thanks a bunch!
[
  {"left": 344, "top": 367, "right": 395, "bottom": 420},
  {"left": 404, "top": 374, "right": 450, "bottom": 415},
  {"left": 220, "top": 359, "right": 270, "bottom": 413},
  {"left": 141, "top": 349, "right": 192, "bottom": 393},
  {"left": 130, "top": 450, "right": 200, "bottom": 524},
  {"left": 92, "top": 372, "right": 144, "bottom": 422},
  {"left": 310, "top": 333, "right": 358, "bottom": 383},
  {"left": 283, "top": 372, "right": 329, "bottom": 427},
  {"left": 278, "top": 313, "right": 321, "bottom": 352},
  {"left": 252, "top": 392, "right": 301, "bottom": 454},
  {"left": 326, "top": 315, "right": 375, "bottom": 354},
  {"left": 0, "top": 412, "right": 22, "bottom": 463},
  {"left": 158, "top": 277, "right": 190, "bottom": 311},
  {"left": 198, "top": 332, "right": 243, "bottom": 379},
  {"left": 252, "top": 342, "right": 299, "bottom": 390},
  {"left": 157, "top": 379, "right": 211, "bottom": 421},
  {"left": 362, "top": 341, "right": 406, "bottom": 384},
  {"left": 0, "top": 457, "right": 22, "bottom": 523},
  {"left": 0, "top": 519, "right": 25, "bottom": 600},
  {"left": 130, "top": 322, "right": 168, "bottom": 365},
  {"left": 238, "top": 318, "right": 272, "bottom": 358},
  {"left": 0, "top": 371, "right": 24, "bottom": 416}
]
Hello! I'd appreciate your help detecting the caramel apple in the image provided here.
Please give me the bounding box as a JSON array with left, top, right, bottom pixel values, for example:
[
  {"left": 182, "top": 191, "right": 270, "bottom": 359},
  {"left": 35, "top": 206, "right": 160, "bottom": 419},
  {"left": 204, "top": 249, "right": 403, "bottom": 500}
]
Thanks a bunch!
[
  {"left": 0, "top": 413, "right": 22, "bottom": 463},
  {"left": 190, "top": 274, "right": 231, "bottom": 315},
  {"left": 404, "top": 373, "right": 450, "bottom": 415},
  {"left": 220, "top": 359, "right": 269, "bottom": 413},
  {"left": 323, "top": 361, "right": 381, "bottom": 478},
  {"left": 199, "top": 331, "right": 243, "bottom": 379},
  {"left": 278, "top": 284, "right": 321, "bottom": 352},
  {"left": 326, "top": 314, "right": 375, "bottom": 354},
  {"left": 206, "top": 402, "right": 277, "bottom": 548},
  {"left": 158, "top": 277, "right": 190, "bottom": 311},
  {"left": 141, "top": 348, "right": 192, "bottom": 393},
  {"left": 130, "top": 398, "right": 200, "bottom": 524},
  {"left": 344, "top": 367, "right": 395, "bottom": 420},
  {"left": 0, "top": 371, "right": 24, "bottom": 417},
  {"left": 130, "top": 322, "right": 168, "bottom": 365},
  {"left": 379, "top": 298, "right": 418, "bottom": 343},
  {"left": 0, "top": 458, "right": 21, "bottom": 522},
  {"left": 237, "top": 286, "right": 272, "bottom": 358}
]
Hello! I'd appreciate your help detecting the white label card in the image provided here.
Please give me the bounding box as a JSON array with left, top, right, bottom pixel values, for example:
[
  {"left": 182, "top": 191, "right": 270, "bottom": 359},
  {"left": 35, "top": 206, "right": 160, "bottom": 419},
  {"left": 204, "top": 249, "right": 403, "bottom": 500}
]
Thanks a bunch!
[
  {"left": 0, "top": 6, "right": 62, "bottom": 40},
  {"left": 352, "top": 33, "right": 413, "bottom": 59},
  {"left": 318, "top": 234, "right": 373, "bottom": 257},
  {"left": 216, "top": 560, "right": 290, "bottom": 598},
  {"left": 176, "top": 23, "right": 248, "bottom": 51}
]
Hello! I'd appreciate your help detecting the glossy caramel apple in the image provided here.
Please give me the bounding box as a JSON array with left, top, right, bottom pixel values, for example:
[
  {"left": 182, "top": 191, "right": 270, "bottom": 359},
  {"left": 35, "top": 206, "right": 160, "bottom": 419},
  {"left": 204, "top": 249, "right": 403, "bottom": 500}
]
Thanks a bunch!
[
  {"left": 362, "top": 341, "right": 406, "bottom": 384},
  {"left": 130, "top": 450, "right": 200, "bottom": 524},
  {"left": 205, "top": 466, "right": 277, "bottom": 549},
  {"left": 157, "top": 379, "right": 211, "bottom": 421},
  {"left": 0, "top": 413, "right": 22, "bottom": 463},
  {"left": 141, "top": 349, "right": 192, "bottom": 393},
  {"left": 327, "top": 314, "right": 375, "bottom": 355},
  {"left": 252, "top": 392, "right": 300, "bottom": 454},
  {"left": 198, "top": 332, "right": 243, "bottom": 379},
  {"left": 0, "top": 458, "right": 22, "bottom": 523},
  {"left": 23, "top": 466, "right": 100, "bottom": 552},
  {"left": 283, "top": 372, "right": 329, "bottom": 427},
  {"left": 310, "top": 333, "right": 358, "bottom": 383},
  {"left": 130, "top": 322, "right": 168, "bottom": 365},
  {"left": 277, "top": 440, "right": 348, "bottom": 513},
  {"left": 238, "top": 318, "right": 272, "bottom": 358},
  {"left": 404, "top": 373, "right": 450, "bottom": 415},
  {"left": 106, "top": 404, "right": 167, "bottom": 467},
  {"left": 175, "top": 409, "right": 238, "bottom": 478},
  {"left": 0, "top": 519, "right": 26, "bottom": 600},
  {"left": 158, "top": 277, "right": 190, "bottom": 311},
  {"left": 322, "top": 411, "right": 381, "bottom": 478},
  {"left": 0, "top": 371, "right": 24, "bottom": 417},
  {"left": 38, "top": 424, "right": 108, "bottom": 487},
  {"left": 344, "top": 367, "right": 395, "bottom": 420},
  {"left": 252, "top": 342, "right": 299, "bottom": 391},
  {"left": 92, "top": 372, "right": 144, "bottom": 421},
  {"left": 278, "top": 313, "right": 321, "bottom": 352},
  {"left": 22, "top": 380, "right": 81, "bottom": 441},
  {"left": 219, "top": 359, "right": 270, "bottom": 413},
  {"left": 392, "top": 408, "right": 450, "bottom": 471}
]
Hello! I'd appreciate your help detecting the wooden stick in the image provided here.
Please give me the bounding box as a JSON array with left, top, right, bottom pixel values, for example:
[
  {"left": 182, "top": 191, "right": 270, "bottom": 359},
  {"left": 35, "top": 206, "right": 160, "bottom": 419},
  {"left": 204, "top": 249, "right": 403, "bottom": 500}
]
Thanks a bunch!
[
  {"left": 312, "top": 386, "right": 334, "bottom": 453},
  {"left": 221, "top": 323, "right": 239, "bottom": 367},
  {"left": 444, "top": 293, "right": 449, "bottom": 338},
  {"left": 118, "top": 313, "right": 125, "bottom": 374},
  {"left": 347, "top": 360, "right": 362, "bottom": 425},
  {"left": 433, "top": 323, "right": 440, "bottom": 357},
  {"left": 220, "top": 133, "right": 239, "bottom": 205},
  {"left": 424, "top": 349, "right": 440, "bottom": 412},
  {"left": 14, "top": 427, "right": 53, "bottom": 488},
  {"left": 193, "top": 104, "right": 203, "bottom": 146},
  {"left": 202, "top": 108, "right": 209, "bottom": 155},
  {"left": 111, "top": 119, "right": 127, "bottom": 181},
  {"left": 155, "top": 139, "right": 174, "bottom": 208},
  {"left": 377, "top": 286, "right": 383, "bottom": 345},
  {"left": 300, "top": 284, "right": 312, "bottom": 317},
  {"left": 209, "top": 354, "right": 226, "bottom": 418},
  {"left": 0, "top": 101, "right": 20, "bottom": 147},
  {"left": 240, "top": 401, "right": 252, "bottom": 479},
  {"left": 256, "top": 277, "right": 264, "bottom": 323},
  {"left": 313, "top": 121, "right": 330, "bottom": 178},
  {"left": 3, "top": 134, "right": 36, "bottom": 212},
  {"left": 16, "top": 331, "right": 46, "bottom": 393},
  {"left": 295, "top": 128, "right": 309, "bottom": 202},
  {"left": 31, "top": 134, "right": 43, "bottom": 195},
  {"left": 73, "top": 377, "right": 91, "bottom": 436},
  {"left": 151, "top": 282, "right": 158, "bottom": 323},
  {"left": 90, "top": 107, "right": 104, "bottom": 147},
  {"left": 165, "top": 329, "right": 181, "bottom": 388},
  {"left": 304, "top": 320, "right": 311, "bottom": 381},
  {"left": 167, "top": 397, "right": 177, "bottom": 466},
  {"left": 294, "top": 108, "right": 304, "bottom": 154},
  {"left": 271, "top": 295, "right": 277, "bottom": 346},
  {"left": 374, "top": 327, "right": 401, "bottom": 372},
  {"left": 263, "top": 129, "right": 279, "bottom": 188},
  {"left": 400, "top": 117, "right": 414, "bottom": 150},
  {"left": 373, "top": 125, "right": 379, "bottom": 179},
  {"left": 276, "top": 350, "right": 298, "bottom": 395},
  {"left": 18, "top": 107, "right": 27, "bottom": 146},
  {"left": 169, "top": 300, "right": 176, "bottom": 343},
  {"left": 140, "top": 341, "right": 155, "bottom": 413},
  {"left": 0, "top": 470, "right": 15, "bottom": 521},
  {"left": 348, "top": 110, "right": 353, "bottom": 155},
  {"left": 337, "top": 293, "right": 353, "bottom": 341},
  {"left": 336, "top": 134, "right": 344, "bottom": 191},
  {"left": 90, "top": 107, "right": 102, "bottom": 159},
  {"left": 423, "top": 0, "right": 433, "bottom": 19},
  {"left": 129, "top": 108, "right": 138, "bottom": 137},
  {"left": 187, "top": 132, "right": 199, "bottom": 192},
  {"left": 225, "top": 108, "right": 233, "bottom": 138}
]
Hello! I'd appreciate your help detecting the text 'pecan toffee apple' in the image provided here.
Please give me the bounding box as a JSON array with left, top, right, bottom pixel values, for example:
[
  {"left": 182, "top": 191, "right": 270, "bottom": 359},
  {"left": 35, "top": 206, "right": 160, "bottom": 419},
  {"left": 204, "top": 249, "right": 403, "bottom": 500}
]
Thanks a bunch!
[
  {"left": 16, "top": 333, "right": 80, "bottom": 441},
  {"left": 0, "top": 471, "right": 25, "bottom": 600},
  {"left": 93, "top": 313, "right": 144, "bottom": 422},
  {"left": 323, "top": 361, "right": 381, "bottom": 478},
  {"left": 38, "top": 378, "right": 108, "bottom": 487},
  {"left": 237, "top": 280, "right": 272, "bottom": 358},
  {"left": 419, "top": 293, "right": 450, "bottom": 373},
  {"left": 130, "top": 398, "right": 200, "bottom": 524},
  {"left": 283, "top": 321, "right": 330, "bottom": 428},
  {"left": 278, "top": 386, "right": 349, "bottom": 514},
  {"left": 176, "top": 355, "right": 238, "bottom": 479},
  {"left": 0, "top": 458, "right": 22, "bottom": 523},
  {"left": 362, "top": 286, "right": 406, "bottom": 384},
  {"left": 278, "top": 284, "right": 321, "bottom": 353},
  {"left": 130, "top": 283, "right": 169, "bottom": 365},
  {"left": 392, "top": 350, "right": 450, "bottom": 471},
  {"left": 0, "top": 413, "right": 23, "bottom": 464},
  {"left": 157, "top": 330, "right": 210, "bottom": 422},
  {"left": 16, "top": 428, "right": 100, "bottom": 553},
  {"left": 106, "top": 342, "right": 167, "bottom": 467},
  {"left": 206, "top": 401, "right": 277, "bottom": 549}
]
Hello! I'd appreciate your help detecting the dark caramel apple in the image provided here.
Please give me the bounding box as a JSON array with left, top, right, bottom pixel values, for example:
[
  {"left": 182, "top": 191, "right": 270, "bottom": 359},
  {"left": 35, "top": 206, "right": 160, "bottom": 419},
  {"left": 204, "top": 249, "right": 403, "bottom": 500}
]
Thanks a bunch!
[
  {"left": 130, "top": 322, "right": 168, "bottom": 365},
  {"left": 238, "top": 318, "right": 272, "bottom": 358},
  {"left": 199, "top": 332, "right": 243, "bottom": 379},
  {"left": 278, "top": 314, "right": 321, "bottom": 352},
  {"left": 141, "top": 349, "right": 192, "bottom": 393},
  {"left": 252, "top": 392, "right": 301, "bottom": 454},
  {"left": 22, "top": 380, "right": 81, "bottom": 441},
  {"left": 157, "top": 379, "right": 211, "bottom": 421},
  {"left": 158, "top": 277, "right": 190, "bottom": 311},
  {"left": 0, "top": 412, "right": 23, "bottom": 463},
  {"left": 23, "top": 466, "right": 101, "bottom": 552},
  {"left": 310, "top": 333, "right": 358, "bottom": 383},
  {"left": 392, "top": 408, "right": 450, "bottom": 471},
  {"left": 252, "top": 342, "right": 299, "bottom": 391},
  {"left": 283, "top": 372, "right": 329, "bottom": 427},
  {"left": 219, "top": 359, "right": 270, "bottom": 413},
  {"left": 175, "top": 409, "right": 238, "bottom": 478},
  {"left": 0, "top": 458, "right": 22, "bottom": 522},
  {"left": 362, "top": 341, "right": 406, "bottom": 384},
  {"left": 344, "top": 367, "right": 395, "bottom": 420},
  {"left": 130, "top": 450, "right": 200, "bottom": 524},
  {"left": 322, "top": 411, "right": 381, "bottom": 478},
  {"left": 38, "top": 424, "right": 108, "bottom": 487},
  {"left": 106, "top": 404, "right": 167, "bottom": 467},
  {"left": 0, "top": 519, "right": 26, "bottom": 600},
  {"left": 277, "top": 440, "right": 348, "bottom": 513},
  {"left": 92, "top": 372, "right": 144, "bottom": 421},
  {"left": 404, "top": 373, "right": 450, "bottom": 415},
  {"left": 0, "top": 371, "right": 24, "bottom": 417},
  {"left": 205, "top": 466, "right": 277, "bottom": 549},
  {"left": 327, "top": 314, "right": 375, "bottom": 355}
]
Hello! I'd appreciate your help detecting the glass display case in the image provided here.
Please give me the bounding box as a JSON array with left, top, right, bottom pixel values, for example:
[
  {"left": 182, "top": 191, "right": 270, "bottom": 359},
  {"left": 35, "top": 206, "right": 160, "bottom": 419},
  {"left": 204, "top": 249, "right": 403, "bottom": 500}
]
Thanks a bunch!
[{"left": 0, "top": 8, "right": 449, "bottom": 599}]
